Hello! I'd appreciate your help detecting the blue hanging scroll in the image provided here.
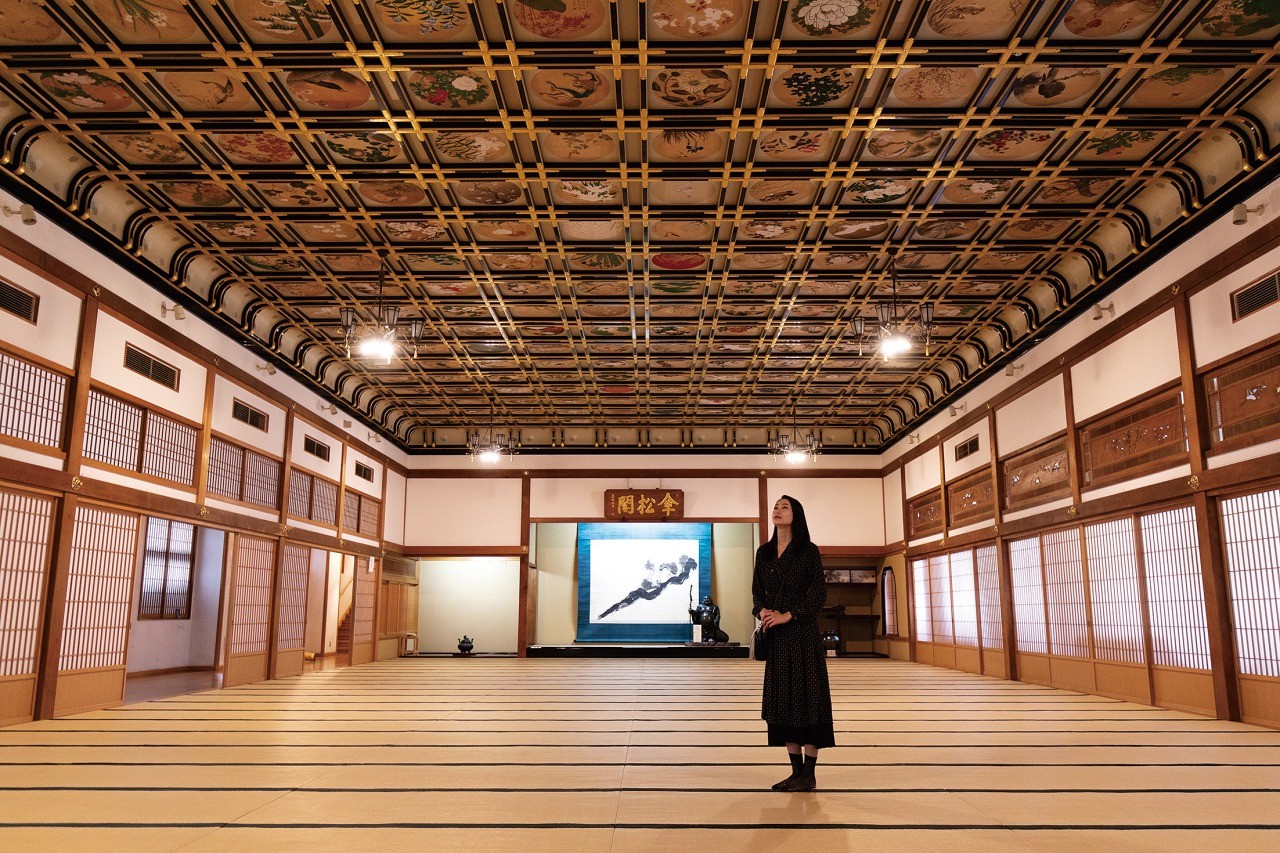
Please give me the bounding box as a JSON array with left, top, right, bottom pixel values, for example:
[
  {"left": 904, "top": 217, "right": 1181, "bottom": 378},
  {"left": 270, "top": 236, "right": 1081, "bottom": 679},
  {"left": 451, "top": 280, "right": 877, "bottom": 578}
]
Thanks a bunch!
[{"left": 575, "top": 522, "right": 713, "bottom": 642}]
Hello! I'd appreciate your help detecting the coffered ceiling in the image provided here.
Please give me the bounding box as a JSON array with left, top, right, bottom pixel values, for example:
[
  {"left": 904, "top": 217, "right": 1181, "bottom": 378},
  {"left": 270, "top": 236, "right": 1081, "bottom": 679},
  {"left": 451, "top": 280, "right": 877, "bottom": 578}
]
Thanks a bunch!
[{"left": 1, "top": 0, "right": 1279, "bottom": 453}]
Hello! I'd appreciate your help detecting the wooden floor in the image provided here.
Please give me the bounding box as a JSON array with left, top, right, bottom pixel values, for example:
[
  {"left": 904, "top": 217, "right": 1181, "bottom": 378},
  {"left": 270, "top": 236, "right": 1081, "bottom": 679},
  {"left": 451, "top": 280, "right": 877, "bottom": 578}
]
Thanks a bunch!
[{"left": 2, "top": 659, "right": 1280, "bottom": 851}]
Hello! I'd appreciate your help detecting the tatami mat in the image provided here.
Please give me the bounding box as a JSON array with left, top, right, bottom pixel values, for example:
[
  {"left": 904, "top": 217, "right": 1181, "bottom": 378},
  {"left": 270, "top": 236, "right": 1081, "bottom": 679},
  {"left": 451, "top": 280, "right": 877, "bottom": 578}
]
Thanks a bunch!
[{"left": 2, "top": 659, "right": 1279, "bottom": 852}]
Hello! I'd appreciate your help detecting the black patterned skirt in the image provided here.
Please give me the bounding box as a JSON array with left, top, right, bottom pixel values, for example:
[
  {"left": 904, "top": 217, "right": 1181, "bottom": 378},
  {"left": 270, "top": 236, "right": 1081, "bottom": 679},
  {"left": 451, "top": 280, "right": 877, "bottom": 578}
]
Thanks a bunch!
[{"left": 767, "top": 721, "right": 835, "bottom": 749}]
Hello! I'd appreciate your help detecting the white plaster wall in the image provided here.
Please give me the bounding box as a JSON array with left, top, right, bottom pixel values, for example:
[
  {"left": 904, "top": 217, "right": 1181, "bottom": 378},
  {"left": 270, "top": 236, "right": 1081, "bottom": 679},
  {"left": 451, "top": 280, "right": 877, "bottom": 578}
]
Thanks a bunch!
[
  {"left": 1082, "top": 464, "right": 1192, "bottom": 504},
  {"left": 126, "top": 525, "right": 222, "bottom": 673},
  {"left": 404, "top": 477, "right": 523, "bottom": 547},
  {"left": 711, "top": 522, "right": 757, "bottom": 645},
  {"left": 1071, "top": 310, "right": 1180, "bottom": 422},
  {"left": 1190, "top": 241, "right": 1280, "bottom": 368},
  {"left": 344, "top": 448, "right": 383, "bottom": 498},
  {"left": 942, "top": 416, "right": 991, "bottom": 481},
  {"left": 91, "top": 310, "right": 207, "bottom": 423},
  {"left": 418, "top": 558, "right": 520, "bottom": 653},
  {"left": 529, "top": 476, "right": 758, "bottom": 520},
  {"left": 996, "top": 374, "right": 1068, "bottom": 457},
  {"left": 324, "top": 552, "right": 343, "bottom": 654},
  {"left": 883, "top": 471, "right": 904, "bottom": 545},
  {"left": 0, "top": 255, "right": 82, "bottom": 368},
  {"left": 903, "top": 446, "right": 943, "bottom": 498},
  {"left": 766, "top": 478, "right": 884, "bottom": 547},
  {"left": 534, "top": 523, "right": 577, "bottom": 645},
  {"left": 383, "top": 469, "right": 406, "bottom": 545},
  {"left": 0, "top": 445, "right": 63, "bottom": 469},
  {"left": 305, "top": 547, "right": 327, "bottom": 654},
  {"left": 1209, "top": 437, "right": 1280, "bottom": 470},
  {"left": 288, "top": 419, "right": 343, "bottom": 481},
  {"left": 210, "top": 375, "right": 285, "bottom": 455},
  {"left": 83, "top": 465, "right": 194, "bottom": 499}
]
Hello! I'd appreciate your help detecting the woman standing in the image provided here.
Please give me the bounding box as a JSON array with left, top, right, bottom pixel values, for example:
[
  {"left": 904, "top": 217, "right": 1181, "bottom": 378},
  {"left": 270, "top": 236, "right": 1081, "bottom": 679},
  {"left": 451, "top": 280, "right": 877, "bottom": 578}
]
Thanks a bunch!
[{"left": 753, "top": 494, "right": 834, "bottom": 791}]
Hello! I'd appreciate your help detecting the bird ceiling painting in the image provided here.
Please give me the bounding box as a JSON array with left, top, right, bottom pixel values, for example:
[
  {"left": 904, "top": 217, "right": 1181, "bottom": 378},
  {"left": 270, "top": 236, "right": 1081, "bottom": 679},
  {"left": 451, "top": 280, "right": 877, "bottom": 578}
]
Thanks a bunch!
[{"left": 576, "top": 522, "right": 712, "bottom": 642}]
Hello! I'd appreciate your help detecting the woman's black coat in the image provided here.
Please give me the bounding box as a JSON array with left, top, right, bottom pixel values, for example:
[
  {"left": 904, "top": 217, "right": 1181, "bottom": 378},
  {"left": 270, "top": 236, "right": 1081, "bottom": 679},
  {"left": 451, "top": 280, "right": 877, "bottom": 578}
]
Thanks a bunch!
[{"left": 752, "top": 539, "right": 833, "bottom": 727}]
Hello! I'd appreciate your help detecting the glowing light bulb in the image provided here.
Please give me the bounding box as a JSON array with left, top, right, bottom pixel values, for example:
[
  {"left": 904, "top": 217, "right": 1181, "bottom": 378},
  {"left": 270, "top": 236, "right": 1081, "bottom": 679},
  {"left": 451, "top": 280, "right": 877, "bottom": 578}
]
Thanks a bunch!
[
  {"left": 879, "top": 333, "right": 912, "bottom": 359},
  {"left": 357, "top": 336, "right": 396, "bottom": 364},
  {"left": 478, "top": 447, "right": 502, "bottom": 464},
  {"left": 785, "top": 447, "right": 809, "bottom": 464}
]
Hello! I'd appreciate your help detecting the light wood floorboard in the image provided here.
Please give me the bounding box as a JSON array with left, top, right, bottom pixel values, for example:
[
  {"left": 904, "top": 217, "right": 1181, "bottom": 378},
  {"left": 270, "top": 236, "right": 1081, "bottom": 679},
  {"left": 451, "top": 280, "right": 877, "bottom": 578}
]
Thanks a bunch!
[{"left": 0, "top": 659, "right": 1278, "bottom": 851}]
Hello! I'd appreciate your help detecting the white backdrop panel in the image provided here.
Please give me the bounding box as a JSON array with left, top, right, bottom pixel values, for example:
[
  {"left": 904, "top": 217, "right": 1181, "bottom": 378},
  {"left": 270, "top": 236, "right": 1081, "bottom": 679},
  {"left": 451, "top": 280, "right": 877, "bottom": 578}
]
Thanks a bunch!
[
  {"left": 405, "top": 477, "right": 523, "bottom": 547},
  {"left": 1071, "top": 310, "right": 1180, "bottom": 422}
]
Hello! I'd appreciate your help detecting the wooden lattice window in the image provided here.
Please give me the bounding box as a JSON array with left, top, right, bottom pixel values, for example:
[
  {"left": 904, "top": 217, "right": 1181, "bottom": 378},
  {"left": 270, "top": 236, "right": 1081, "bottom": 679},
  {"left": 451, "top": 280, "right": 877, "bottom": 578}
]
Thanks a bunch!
[
  {"left": 975, "top": 545, "right": 1003, "bottom": 650},
  {"left": 1042, "top": 528, "right": 1089, "bottom": 658},
  {"left": 229, "top": 535, "right": 275, "bottom": 656},
  {"left": 60, "top": 505, "right": 139, "bottom": 671},
  {"left": 1205, "top": 342, "right": 1280, "bottom": 453},
  {"left": 0, "top": 349, "right": 67, "bottom": 449},
  {"left": 311, "top": 477, "right": 338, "bottom": 525},
  {"left": 353, "top": 557, "right": 375, "bottom": 645},
  {"left": 1139, "top": 506, "right": 1210, "bottom": 670},
  {"left": 83, "top": 390, "right": 196, "bottom": 485},
  {"left": 928, "top": 553, "right": 953, "bottom": 643},
  {"left": 138, "top": 517, "right": 194, "bottom": 620},
  {"left": 949, "top": 549, "right": 979, "bottom": 648},
  {"left": 1221, "top": 488, "right": 1280, "bottom": 678},
  {"left": 288, "top": 469, "right": 313, "bottom": 518},
  {"left": 208, "top": 437, "right": 281, "bottom": 509},
  {"left": 1083, "top": 517, "right": 1146, "bottom": 664},
  {"left": 881, "top": 568, "right": 898, "bottom": 636},
  {"left": 0, "top": 489, "right": 54, "bottom": 677},
  {"left": 1009, "top": 536, "right": 1048, "bottom": 654},
  {"left": 911, "top": 558, "right": 931, "bottom": 642},
  {"left": 1080, "top": 390, "right": 1188, "bottom": 488},
  {"left": 343, "top": 491, "right": 382, "bottom": 536},
  {"left": 1001, "top": 437, "right": 1071, "bottom": 512},
  {"left": 276, "top": 543, "right": 309, "bottom": 652}
]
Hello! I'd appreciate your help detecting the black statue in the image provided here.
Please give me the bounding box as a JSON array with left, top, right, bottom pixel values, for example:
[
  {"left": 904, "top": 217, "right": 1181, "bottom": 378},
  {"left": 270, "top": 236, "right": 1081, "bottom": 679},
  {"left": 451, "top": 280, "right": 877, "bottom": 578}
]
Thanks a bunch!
[{"left": 689, "top": 595, "right": 729, "bottom": 644}]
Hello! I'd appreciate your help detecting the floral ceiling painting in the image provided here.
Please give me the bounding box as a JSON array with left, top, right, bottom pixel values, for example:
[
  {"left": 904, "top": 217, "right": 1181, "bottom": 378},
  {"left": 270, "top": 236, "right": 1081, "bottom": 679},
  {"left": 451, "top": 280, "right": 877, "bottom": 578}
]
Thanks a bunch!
[{"left": 0, "top": 0, "right": 1278, "bottom": 451}]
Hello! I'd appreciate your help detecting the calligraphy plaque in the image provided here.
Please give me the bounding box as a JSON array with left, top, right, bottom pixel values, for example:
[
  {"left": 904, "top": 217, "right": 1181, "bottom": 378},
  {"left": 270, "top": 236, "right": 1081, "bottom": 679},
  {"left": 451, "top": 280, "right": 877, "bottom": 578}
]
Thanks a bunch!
[{"left": 605, "top": 489, "right": 685, "bottom": 520}]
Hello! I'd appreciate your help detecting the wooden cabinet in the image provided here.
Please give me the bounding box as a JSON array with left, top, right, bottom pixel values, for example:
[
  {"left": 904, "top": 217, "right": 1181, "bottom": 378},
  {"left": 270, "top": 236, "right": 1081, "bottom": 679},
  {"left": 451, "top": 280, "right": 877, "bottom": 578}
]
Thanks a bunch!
[{"left": 820, "top": 559, "right": 885, "bottom": 657}]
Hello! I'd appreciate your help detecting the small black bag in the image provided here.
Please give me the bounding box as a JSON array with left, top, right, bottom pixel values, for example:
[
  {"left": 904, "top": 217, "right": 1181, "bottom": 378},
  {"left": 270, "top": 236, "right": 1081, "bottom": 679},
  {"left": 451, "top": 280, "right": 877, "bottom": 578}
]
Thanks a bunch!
[{"left": 751, "top": 626, "right": 768, "bottom": 662}]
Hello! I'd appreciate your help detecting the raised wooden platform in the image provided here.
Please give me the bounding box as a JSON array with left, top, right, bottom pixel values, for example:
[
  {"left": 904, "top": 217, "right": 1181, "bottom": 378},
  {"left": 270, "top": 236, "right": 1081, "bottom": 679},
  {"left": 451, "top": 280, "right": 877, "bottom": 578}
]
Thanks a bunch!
[{"left": 528, "top": 643, "right": 748, "bottom": 658}]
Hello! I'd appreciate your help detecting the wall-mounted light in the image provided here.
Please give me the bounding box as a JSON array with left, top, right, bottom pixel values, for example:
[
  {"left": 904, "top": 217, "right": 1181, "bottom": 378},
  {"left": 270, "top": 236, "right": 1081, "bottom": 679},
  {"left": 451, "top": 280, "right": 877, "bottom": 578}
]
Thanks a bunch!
[
  {"left": 160, "top": 301, "right": 186, "bottom": 321},
  {"left": 1091, "top": 301, "right": 1115, "bottom": 321},
  {"left": 1, "top": 203, "right": 36, "bottom": 225},
  {"left": 254, "top": 363, "right": 276, "bottom": 376},
  {"left": 1004, "top": 362, "right": 1025, "bottom": 377},
  {"left": 906, "top": 433, "right": 922, "bottom": 445},
  {"left": 317, "top": 402, "right": 339, "bottom": 415},
  {"left": 367, "top": 431, "right": 383, "bottom": 444},
  {"left": 1233, "top": 203, "right": 1265, "bottom": 225},
  {"left": 949, "top": 403, "right": 967, "bottom": 418}
]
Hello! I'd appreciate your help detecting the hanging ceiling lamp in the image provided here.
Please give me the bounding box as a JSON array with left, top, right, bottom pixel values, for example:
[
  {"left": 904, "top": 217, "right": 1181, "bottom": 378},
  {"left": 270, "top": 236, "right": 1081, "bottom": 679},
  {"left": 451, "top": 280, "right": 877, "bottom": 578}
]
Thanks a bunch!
[
  {"left": 468, "top": 405, "right": 515, "bottom": 464},
  {"left": 851, "top": 259, "right": 935, "bottom": 361},
  {"left": 339, "top": 252, "right": 425, "bottom": 365},
  {"left": 769, "top": 409, "right": 818, "bottom": 464}
]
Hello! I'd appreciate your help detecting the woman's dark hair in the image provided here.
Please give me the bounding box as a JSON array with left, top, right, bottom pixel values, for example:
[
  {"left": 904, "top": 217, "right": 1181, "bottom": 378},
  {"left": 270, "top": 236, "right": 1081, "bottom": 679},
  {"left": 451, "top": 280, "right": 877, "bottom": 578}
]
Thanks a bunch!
[{"left": 767, "top": 494, "right": 811, "bottom": 550}]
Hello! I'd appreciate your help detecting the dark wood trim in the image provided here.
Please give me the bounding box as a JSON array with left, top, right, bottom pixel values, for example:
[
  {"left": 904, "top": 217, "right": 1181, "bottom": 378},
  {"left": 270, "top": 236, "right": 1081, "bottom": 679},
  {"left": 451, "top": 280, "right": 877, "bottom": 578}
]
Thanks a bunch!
[
  {"left": 823, "top": 545, "right": 896, "bottom": 557},
  {"left": 62, "top": 298, "right": 97, "bottom": 477},
  {"left": 193, "top": 371, "right": 215, "bottom": 508},
  {"left": 758, "top": 476, "right": 769, "bottom": 545},
  {"left": 0, "top": 432, "right": 67, "bottom": 459},
  {"left": 997, "top": 427, "right": 1070, "bottom": 464},
  {"left": 406, "top": 467, "right": 884, "bottom": 480},
  {"left": 905, "top": 554, "right": 918, "bottom": 664},
  {"left": 126, "top": 664, "right": 215, "bottom": 678},
  {"left": 402, "top": 545, "right": 527, "bottom": 557},
  {"left": 1130, "top": 519, "right": 1160, "bottom": 707},
  {"left": 1061, "top": 365, "right": 1083, "bottom": 511},
  {"left": 884, "top": 539, "right": 905, "bottom": 553},
  {"left": 995, "top": 537, "right": 1018, "bottom": 681},
  {"left": 517, "top": 475, "right": 532, "bottom": 658},
  {"left": 1174, "top": 296, "right": 1210, "bottom": 478},
  {"left": 528, "top": 516, "right": 760, "bottom": 524},
  {"left": 86, "top": 381, "right": 204, "bottom": 431},
  {"left": 1192, "top": 491, "right": 1241, "bottom": 722},
  {"left": 79, "top": 459, "right": 198, "bottom": 493},
  {"left": 209, "top": 428, "right": 286, "bottom": 463},
  {"left": 906, "top": 527, "right": 996, "bottom": 558},
  {"left": 0, "top": 339, "right": 75, "bottom": 378},
  {"left": 33, "top": 496, "right": 77, "bottom": 720}
]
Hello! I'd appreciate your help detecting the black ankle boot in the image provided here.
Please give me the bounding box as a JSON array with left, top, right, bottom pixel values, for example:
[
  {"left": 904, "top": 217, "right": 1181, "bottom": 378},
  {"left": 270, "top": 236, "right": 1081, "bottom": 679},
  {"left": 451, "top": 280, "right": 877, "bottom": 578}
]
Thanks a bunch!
[
  {"left": 790, "top": 754, "right": 817, "bottom": 791},
  {"left": 771, "top": 752, "right": 803, "bottom": 790}
]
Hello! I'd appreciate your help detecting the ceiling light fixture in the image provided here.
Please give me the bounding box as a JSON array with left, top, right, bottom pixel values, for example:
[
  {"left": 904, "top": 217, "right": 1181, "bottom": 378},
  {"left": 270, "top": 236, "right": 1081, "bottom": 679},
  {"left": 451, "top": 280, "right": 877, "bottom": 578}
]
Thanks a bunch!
[
  {"left": 769, "top": 409, "right": 818, "bottom": 464},
  {"left": 468, "top": 406, "right": 515, "bottom": 464},
  {"left": 339, "top": 251, "right": 425, "bottom": 365},
  {"left": 851, "top": 259, "right": 935, "bottom": 361}
]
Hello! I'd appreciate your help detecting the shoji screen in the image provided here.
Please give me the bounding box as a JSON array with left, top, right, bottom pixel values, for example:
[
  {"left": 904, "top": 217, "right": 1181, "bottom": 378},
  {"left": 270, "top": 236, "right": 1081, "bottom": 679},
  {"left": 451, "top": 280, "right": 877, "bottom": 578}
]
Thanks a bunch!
[
  {"left": 1042, "top": 529, "right": 1089, "bottom": 658},
  {"left": 1083, "top": 518, "right": 1146, "bottom": 664},
  {"left": 949, "top": 550, "right": 979, "bottom": 648},
  {"left": 882, "top": 569, "right": 899, "bottom": 636},
  {"left": 1009, "top": 537, "right": 1048, "bottom": 655},
  {"left": 928, "top": 554, "right": 953, "bottom": 644},
  {"left": 351, "top": 557, "right": 376, "bottom": 665},
  {"left": 0, "top": 489, "right": 54, "bottom": 725},
  {"left": 1139, "top": 507, "right": 1210, "bottom": 670},
  {"left": 225, "top": 534, "right": 275, "bottom": 687},
  {"left": 56, "top": 505, "right": 139, "bottom": 716},
  {"left": 1221, "top": 488, "right": 1280, "bottom": 727},
  {"left": 976, "top": 546, "right": 1003, "bottom": 650},
  {"left": 911, "top": 559, "right": 931, "bottom": 643},
  {"left": 273, "top": 542, "right": 309, "bottom": 679}
]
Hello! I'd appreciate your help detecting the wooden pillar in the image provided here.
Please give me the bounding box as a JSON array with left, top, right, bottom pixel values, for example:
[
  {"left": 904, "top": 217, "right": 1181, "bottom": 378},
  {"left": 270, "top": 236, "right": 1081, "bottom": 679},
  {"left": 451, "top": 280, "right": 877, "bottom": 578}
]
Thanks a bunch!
[
  {"left": 33, "top": 497, "right": 78, "bottom": 720},
  {"left": 517, "top": 474, "right": 532, "bottom": 657},
  {"left": 1193, "top": 491, "right": 1241, "bottom": 721}
]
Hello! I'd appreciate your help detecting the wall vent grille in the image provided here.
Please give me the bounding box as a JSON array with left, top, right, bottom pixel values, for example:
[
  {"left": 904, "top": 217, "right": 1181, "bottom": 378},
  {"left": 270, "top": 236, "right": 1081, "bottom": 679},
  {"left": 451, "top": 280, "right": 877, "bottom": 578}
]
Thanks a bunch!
[
  {"left": 123, "top": 344, "right": 179, "bottom": 390},
  {"left": 0, "top": 279, "right": 38, "bottom": 323},
  {"left": 231, "top": 398, "right": 268, "bottom": 431},
  {"left": 1232, "top": 270, "right": 1280, "bottom": 320}
]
